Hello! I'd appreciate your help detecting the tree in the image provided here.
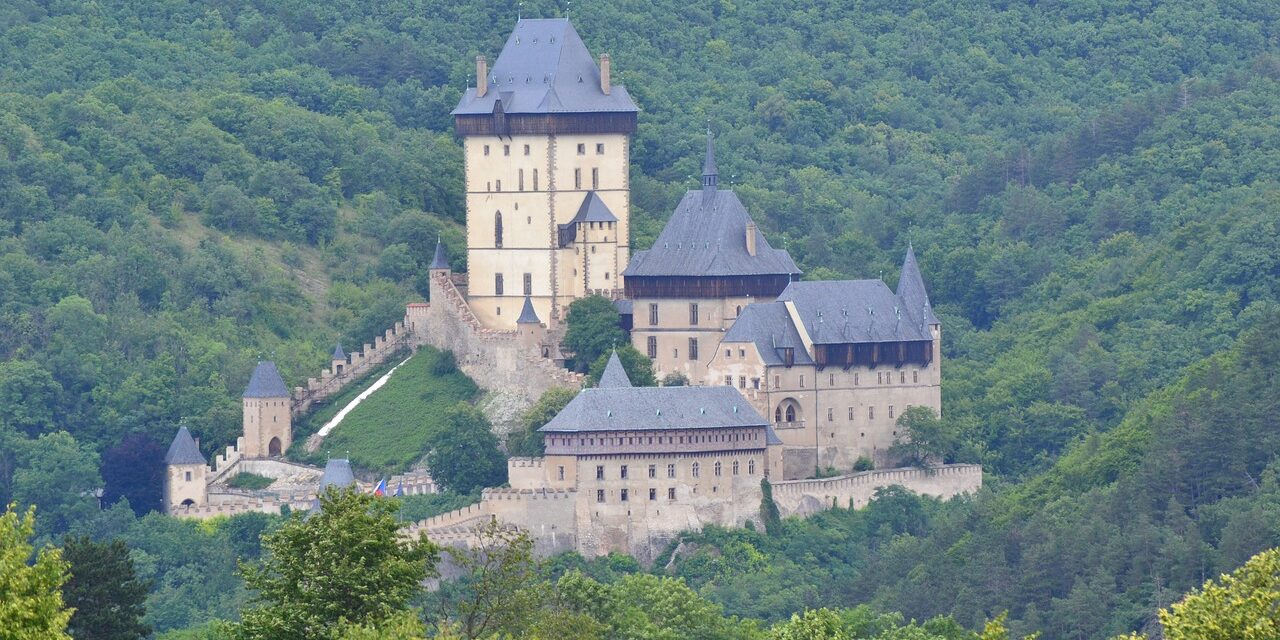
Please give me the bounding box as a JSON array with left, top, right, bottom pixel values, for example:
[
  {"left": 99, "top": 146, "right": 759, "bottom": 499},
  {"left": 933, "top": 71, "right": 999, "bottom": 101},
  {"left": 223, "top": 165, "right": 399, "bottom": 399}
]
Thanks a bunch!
[
  {"left": 61, "top": 537, "right": 151, "bottom": 640},
  {"left": 0, "top": 504, "right": 73, "bottom": 639},
  {"left": 769, "top": 608, "right": 848, "bottom": 640},
  {"left": 661, "top": 372, "right": 689, "bottom": 386},
  {"left": 586, "top": 346, "right": 657, "bottom": 387},
  {"left": 562, "top": 296, "right": 625, "bottom": 372},
  {"left": 760, "top": 479, "right": 782, "bottom": 536},
  {"left": 429, "top": 519, "right": 544, "bottom": 638},
  {"left": 889, "top": 407, "right": 952, "bottom": 468},
  {"left": 100, "top": 434, "right": 165, "bottom": 516},
  {"left": 12, "top": 432, "right": 102, "bottom": 539},
  {"left": 424, "top": 403, "right": 505, "bottom": 494},
  {"left": 1158, "top": 547, "right": 1280, "bottom": 640},
  {"left": 507, "top": 387, "right": 576, "bottom": 457},
  {"left": 0, "top": 360, "right": 62, "bottom": 437},
  {"left": 231, "top": 488, "right": 439, "bottom": 640}
]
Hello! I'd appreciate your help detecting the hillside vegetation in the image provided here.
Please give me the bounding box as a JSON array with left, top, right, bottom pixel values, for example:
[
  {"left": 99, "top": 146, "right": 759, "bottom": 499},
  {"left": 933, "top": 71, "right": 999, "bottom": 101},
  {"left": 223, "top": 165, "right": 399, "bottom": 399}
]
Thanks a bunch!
[{"left": 0, "top": 0, "right": 1277, "bottom": 637}]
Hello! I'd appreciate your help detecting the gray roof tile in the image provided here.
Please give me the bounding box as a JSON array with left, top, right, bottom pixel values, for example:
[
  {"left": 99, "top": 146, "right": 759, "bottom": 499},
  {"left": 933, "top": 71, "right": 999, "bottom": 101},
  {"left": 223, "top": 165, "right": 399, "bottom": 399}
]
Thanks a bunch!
[
  {"left": 896, "top": 245, "right": 938, "bottom": 326},
  {"left": 569, "top": 191, "right": 618, "bottom": 223},
  {"left": 597, "top": 351, "right": 631, "bottom": 388},
  {"left": 164, "top": 427, "right": 207, "bottom": 465},
  {"left": 776, "top": 280, "right": 933, "bottom": 343},
  {"left": 429, "top": 238, "right": 450, "bottom": 270},
  {"left": 332, "top": 344, "right": 346, "bottom": 361},
  {"left": 318, "top": 459, "right": 355, "bottom": 491},
  {"left": 722, "top": 302, "right": 814, "bottom": 365},
  {"left": 516, "top": 296, "right": 541, "bottom": 324},
  {"left": 453, "top": 19, "right": 638, "bottom": 116},
  {"left": 539, "top": 386, "right": 767, "bottom": 433},
  {"left": 243, "top": 361, "right": 289, "bottom": 398}
]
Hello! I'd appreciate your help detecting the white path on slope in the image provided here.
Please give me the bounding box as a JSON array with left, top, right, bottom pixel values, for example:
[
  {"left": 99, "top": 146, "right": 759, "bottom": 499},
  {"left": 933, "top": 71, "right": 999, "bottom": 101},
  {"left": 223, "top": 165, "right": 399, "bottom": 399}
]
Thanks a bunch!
[{"left": 306, "top": 355, "right": 412, "bottom": 451}]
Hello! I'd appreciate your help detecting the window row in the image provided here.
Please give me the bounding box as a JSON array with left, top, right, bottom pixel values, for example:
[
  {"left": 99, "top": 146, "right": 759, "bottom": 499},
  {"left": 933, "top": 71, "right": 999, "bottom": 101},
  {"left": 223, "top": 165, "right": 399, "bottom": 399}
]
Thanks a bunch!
[
  {"left": 482, "top": 143, "right": 607, "bottom": 156},
  {"left": 597, "top": 487, "right": 677, "bottom": 502},
  {"left": 593, "top": 459, "right": 756, "bottom": 481},
  {"left": 773, "top": 370, "right": 922, "bottom": 389},
  {"left": 548, "top": 431, "right": 760, "bottom": 448}
]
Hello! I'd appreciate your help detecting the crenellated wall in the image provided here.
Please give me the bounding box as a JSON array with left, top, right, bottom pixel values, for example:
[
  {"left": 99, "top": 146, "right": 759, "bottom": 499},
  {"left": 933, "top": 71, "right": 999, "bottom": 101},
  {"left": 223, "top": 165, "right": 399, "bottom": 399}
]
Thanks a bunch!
[
  {"left": 768, "top": 464, "right": 982, "bottom": 517},
  {"left": 290, "top": 322, "right": 412, "bottom": 416}
]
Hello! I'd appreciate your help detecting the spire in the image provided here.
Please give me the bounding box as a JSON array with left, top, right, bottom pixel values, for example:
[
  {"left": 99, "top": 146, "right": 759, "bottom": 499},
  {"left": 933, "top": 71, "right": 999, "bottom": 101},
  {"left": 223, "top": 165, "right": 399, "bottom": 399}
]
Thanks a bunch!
[
  {"left": 516, "top": 296, "right": 541, "bottom": 324},
  {"left": 331, "top": 344, "right": 346, "bottom": 361},
  {"left": 896, "top": 244, "right": 937, "bottom": 326},
  {"left": 243, "top": 361, "right": 289, "bottom": 398},
  {"left": 597, "top": 350, "right": 632, "bottom": 388},
  {"left": 429, "top": 237, "right": 450, "bottom": 271},
  {"left": 701, "top": 128, "right": 718, "bottom": 191},
  {"left": 164, "top": 427, "right": 207, "bottom": 465},
  {"left": 318, "top": 459, "right": 355, "bottom": 491}
]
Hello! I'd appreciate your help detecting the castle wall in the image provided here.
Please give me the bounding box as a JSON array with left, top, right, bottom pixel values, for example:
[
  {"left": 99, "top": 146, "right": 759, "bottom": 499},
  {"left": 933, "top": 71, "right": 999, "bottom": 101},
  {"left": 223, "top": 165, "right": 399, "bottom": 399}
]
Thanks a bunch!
[
  {"left": 164, "top": 464, "right": 208, "bottom": 512},
  {"left": 291, "top": 321, "right": 411, "bottom": 416},
  {"left": 768, "top": 464, "right": 982, "bottom": 518},
  {"left": 630, "top": 295, "right": 760, "bottom": 383},
  {"left": 242, "top": 397, "right": 291, "bottom": 458}
]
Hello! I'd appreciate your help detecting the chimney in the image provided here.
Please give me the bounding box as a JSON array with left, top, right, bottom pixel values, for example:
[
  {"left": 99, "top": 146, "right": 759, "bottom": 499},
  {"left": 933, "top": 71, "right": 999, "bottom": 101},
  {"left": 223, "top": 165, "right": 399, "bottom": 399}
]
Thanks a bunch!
[
  {"left": 599, "top": 53, "right": 611, "bottom": 95},
  {"left": 476, "top": 55, "right": 488, "bottom": 98},
  {"left": 746, "top": 222, "right": 757, "bottom": 256}
]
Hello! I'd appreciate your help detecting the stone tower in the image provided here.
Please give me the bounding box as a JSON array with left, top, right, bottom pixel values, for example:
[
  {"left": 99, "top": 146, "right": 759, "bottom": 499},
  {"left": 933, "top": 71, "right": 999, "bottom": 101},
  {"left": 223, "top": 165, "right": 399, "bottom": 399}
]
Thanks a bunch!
[
  {"left": 163, "top": 426, "right": 208, "bottom": 512},
  {"left": 242, "top": 361, "right": 291, "bottom": 458},
  {"left": 453, "top": 18, "right": 638, "bottom": 329}
]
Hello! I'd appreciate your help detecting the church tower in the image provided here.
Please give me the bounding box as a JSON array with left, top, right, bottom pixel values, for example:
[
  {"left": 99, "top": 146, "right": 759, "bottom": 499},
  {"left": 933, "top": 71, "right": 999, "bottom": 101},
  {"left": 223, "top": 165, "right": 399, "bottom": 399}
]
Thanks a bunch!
[
  {"left": 453, "top": 18, "right": 638, "bottom": 329},
  {"left": 241, "top": 361, "right": 292, "bottom": 458}
]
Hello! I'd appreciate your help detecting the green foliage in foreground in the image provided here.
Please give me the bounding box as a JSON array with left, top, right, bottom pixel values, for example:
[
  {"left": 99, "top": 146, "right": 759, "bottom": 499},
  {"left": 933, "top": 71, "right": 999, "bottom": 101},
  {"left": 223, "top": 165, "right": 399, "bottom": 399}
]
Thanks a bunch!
[
  {"left": 317, "top": 347, "right": 479, "bottom": 472},
  {"left": 563, "top": 296, "right": 627, "bottom": 372},
  {"left": 62, "top": 536, "right": 152, "bottom": 640},
  {"left": 586, "top": 345, "right": 658, "bottom": 388},
  {"left": 506, "top": 387, "right": 577, "bottom": 458},
  {"left": 424, "top": 404, "right": 506, "bottom": 494},
  {"left": 231, "top": 489, "right": 439, "bottom": 640},
  {"left": 0, "top": 504, "right": 72, "bottom": 639}
]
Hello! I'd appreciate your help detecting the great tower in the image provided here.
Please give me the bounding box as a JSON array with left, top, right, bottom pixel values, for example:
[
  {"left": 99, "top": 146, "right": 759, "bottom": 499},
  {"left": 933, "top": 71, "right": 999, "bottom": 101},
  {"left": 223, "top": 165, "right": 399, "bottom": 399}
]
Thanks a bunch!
[{"left": 453, "top": 19, "right": 638, "bottom": 329}]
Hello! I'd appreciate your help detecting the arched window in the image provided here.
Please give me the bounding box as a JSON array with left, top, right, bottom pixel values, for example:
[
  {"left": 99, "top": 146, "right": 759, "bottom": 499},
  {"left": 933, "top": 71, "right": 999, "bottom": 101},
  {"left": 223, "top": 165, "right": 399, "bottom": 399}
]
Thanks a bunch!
[
  {"left": 494, "top": 212, "right": 503, "bottom": 248},
  {"left": 775, "top": 407, "right": 782, "bottom": 422},
  {"left": 786, "top": 405, "right": 796, "bottom": 422},
  {"left": 748, "top": 459, "right": 756, "bottom": 475},
  {"left": 732, "top": 460, "right": 739, "bottom": 475}
]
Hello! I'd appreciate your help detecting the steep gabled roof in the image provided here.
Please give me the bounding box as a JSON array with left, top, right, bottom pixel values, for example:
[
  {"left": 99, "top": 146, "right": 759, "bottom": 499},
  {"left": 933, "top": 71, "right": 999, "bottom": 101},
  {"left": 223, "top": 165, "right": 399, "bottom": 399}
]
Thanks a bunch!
[
  {"left": 722, "top": 302, "right": 814, "bottom": 366},
  {"left": 569, "top": 191, "right": 618, "bottom": 223},
  {"left": 429, "top": 238, "right": 450, "bottom": 270},
  {"left": 243, "top": 361, "right": 289, "bottom": 398},
  {"left": 332, "top": 344, "right": 346, "bottom": 361},
  {"left": 539, "top": 386, "right": 766, "bottom": 433},
  {"left": 516, "top": 296, "right": 541, "bottom": 324},
  {"left": 318, "top": 459, "right": 355, "bottom": 491},
  {"left": 896, "top": 245, "right": 938, "bottom": 326},
  {"left": 776, "top": 280, "right": 933, "bottom": 344},
  {"left": 453, "top": 19, "right": 638, "bottom": 116},
  {"left": 597, "top": 351, "right": 632, "bottom": 388},
  {"left": 164, "top": 427, "right": 206, "bottom": 466}
]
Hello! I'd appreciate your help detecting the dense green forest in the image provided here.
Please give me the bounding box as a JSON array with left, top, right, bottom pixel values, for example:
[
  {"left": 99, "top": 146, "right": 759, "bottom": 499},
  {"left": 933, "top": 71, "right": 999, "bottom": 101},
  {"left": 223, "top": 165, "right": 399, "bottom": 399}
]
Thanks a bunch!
[{"left": 0, "top": 0, "right": 1278, "bottom": 636}]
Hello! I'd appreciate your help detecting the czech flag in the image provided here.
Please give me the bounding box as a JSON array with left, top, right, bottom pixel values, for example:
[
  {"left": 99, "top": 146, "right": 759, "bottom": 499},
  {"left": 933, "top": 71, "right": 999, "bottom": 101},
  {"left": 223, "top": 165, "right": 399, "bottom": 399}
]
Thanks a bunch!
[
  {"left": 373, "top": 478, "right": 387, "bottom": 496},
  {"left": 394, "top": 481, "right": 404, "bottom": 497}
]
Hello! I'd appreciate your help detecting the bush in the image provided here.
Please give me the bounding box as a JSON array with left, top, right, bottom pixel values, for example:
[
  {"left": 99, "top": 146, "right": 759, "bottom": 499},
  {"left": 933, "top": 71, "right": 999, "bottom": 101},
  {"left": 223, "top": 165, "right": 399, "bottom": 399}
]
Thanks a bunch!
[
  {"left": 852, "top": 457, "right": 874, "bottom": 472},
  {"left": 226, "top": 473, "right": 274, "bottom": 490}
]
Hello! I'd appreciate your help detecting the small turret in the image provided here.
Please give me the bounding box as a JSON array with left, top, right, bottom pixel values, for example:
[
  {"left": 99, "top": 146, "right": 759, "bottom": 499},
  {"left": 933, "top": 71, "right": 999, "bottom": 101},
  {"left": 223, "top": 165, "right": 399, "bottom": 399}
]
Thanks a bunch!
[
  {"left": 242, "top": 361, "right": 292, "bottom": 458},
  {"left": 429, "top": 237, "right": 451, "bottom": 273},
  {"left": 163, "top": 427, "right": 208, "bottom": 512},
  {"left": 331, "top": 344, "right": 347, "bottom": 376},
  {"left": 516, "top": 296, "right": 545, "bottom": 350},
  {"left": 318, "top": 458, "right": 356, "bottom": 492},
  {"left": 895, "top": 244, "right": 937, "bottom": 327},
  {"left": 597, "top": 350, "right": 632, "bottom": 388},
  {"left": 701, "top": 128, "right": 718, "bottom": 194}
]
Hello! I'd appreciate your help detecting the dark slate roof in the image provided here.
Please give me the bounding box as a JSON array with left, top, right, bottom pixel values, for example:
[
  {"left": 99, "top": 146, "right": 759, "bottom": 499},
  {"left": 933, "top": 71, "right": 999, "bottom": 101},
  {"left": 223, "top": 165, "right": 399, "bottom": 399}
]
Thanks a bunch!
[
  {"left": 765, "top": 424, "right": 784, "bottom": 446},
  {"left": 516, "top": 296, "right": 541, "bottom": 324},
  {"left": 613, "top": 299, "right": 632, "bottom": 316},
  {"left": 429, "top": 238, "right": 450, "bottom": 270},
  {"left": 453, "top": 19, "right": 638, "bottom": 116},
  {"left": 776, "top": 280, "right": 933, "bottom": 344},
  {"left": 164, "top": 427, "right": 207, "bottom": 465},
  {"left": 896, "top": 245, "right": 938, "bottom": 326},
  {"left": 597, "top": 351, "right": 632, "bottom": 388},
  {"left": 243, "top": 361, "right": 289, "bottom": 398},
  {"left": 569, "top": 191, "right": 618, "bottom": 223},
  {"left": 622, "top": 189, "right": 800, "bottom": 277},
  {"left": 722, "top": 302, "right": 814, "bottom": 366},
  {"left": 332, "top": 344, "right": 346, "bottom": 361},
  {"left": 539, "top": 386, "right": 767, "bottom": 433},
  {"left": 318, "top": 459, "right": 355, "bottom": 491}
]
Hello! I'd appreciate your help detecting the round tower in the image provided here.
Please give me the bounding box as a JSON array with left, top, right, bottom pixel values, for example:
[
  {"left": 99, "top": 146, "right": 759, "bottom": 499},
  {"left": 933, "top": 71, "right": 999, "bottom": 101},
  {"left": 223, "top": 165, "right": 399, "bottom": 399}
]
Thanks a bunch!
[
  {"left": 242, "top": 361, "right": 292, "bottom": 458},
  {"left": 163, "top": 426, "right": 209, "bottom": 512}
]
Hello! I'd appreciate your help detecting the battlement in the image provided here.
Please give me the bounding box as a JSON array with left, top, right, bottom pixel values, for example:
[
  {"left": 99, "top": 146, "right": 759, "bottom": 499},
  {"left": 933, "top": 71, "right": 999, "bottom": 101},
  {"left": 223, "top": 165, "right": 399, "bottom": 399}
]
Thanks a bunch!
[
  {"left": 507, "top": 457, "right": 544, "bottom": 469},
  {"left": 770, "top": 464, "right": 982, "bottom": 517},
  {"left": 291, "top": 321, "right": 412, "bottom": 416}
]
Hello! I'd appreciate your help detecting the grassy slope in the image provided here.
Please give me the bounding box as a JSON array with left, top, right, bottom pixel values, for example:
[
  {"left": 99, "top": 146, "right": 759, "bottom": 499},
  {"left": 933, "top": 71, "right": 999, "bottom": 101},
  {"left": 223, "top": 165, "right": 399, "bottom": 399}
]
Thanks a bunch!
[{"left": 315, "top": 347, "right": 479, "bottom": 473}]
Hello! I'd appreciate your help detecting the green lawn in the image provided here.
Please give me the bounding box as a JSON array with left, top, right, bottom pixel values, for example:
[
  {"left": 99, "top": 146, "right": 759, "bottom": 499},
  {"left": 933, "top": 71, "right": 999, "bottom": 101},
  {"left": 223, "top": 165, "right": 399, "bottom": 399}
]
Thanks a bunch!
[
  {"left": 226, "top": 472, "right": 275, "bottom": 490},
  {"left": 316, "top": 347, "right": 479, "bottom": 473}
]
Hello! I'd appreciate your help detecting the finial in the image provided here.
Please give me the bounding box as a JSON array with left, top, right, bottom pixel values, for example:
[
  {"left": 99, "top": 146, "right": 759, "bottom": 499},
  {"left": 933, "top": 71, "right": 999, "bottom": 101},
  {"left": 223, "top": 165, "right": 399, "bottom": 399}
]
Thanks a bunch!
[{"left": 701, "top": 126, "right": 718, "bottom": 191}]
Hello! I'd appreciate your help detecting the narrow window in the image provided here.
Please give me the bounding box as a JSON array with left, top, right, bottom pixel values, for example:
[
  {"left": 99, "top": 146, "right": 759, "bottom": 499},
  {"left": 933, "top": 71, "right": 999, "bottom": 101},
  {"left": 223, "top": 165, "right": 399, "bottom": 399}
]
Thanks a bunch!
[
  {"left": 748, "top": 459, "right": 755, "bottom": 474},
  {"left": 726, "top": 349, "right": 732, "bottom": 358},
  {"left": 714, "top": 461, "right": 722, "bottom": 477},
  {"left": 799, "top": 375, "right": 806, "bottom": 388},
  {"left": 889, "top": 405, "right": 895, "bottom": 419},
  {"left": 596, "top": 143, "right": 605, "bottom": 154},
  {"left": 591, "top": 167, "right": 599, "bottom": 189},
  {"left": 495, "top": 179, "right": 501, "bottom": 191},
  {"left": 523, "top": 273, "right": 532, "bottom": 296},
  {"left": 648, "top": 464, "right": 656, "bottom": 479},
  {"left": 786, "top": 405, "right": 795, "bottom": 422},
  {"left": 900, "top": 372, "right": 906, "bottom": 384},
  {"left": 649, "top": 303, "right": 659, "bottom": 325},
  {"left": 647, "top": 336, "right": 657, "bottom": 358},
  {"left": 533, "top": 169, "right": 539, "bottom": 190},
  {"left": 668, "top": 487, "right": 676, "bottom": 500},
  {"left": 689, "top": 338, "right": 699, "bottom": 360},
  {"left": 620, "top": 465, "right": 628, "bottom": 479},
  {"left": 597, "top": 490, "right": 605, "bottom": 502},
  {"left": 620, "top": 489, "right": 628, "bottom": 502},
  {"left": 185, "top": 471, "right": 192, "bottom": 482},
  {"left": 523, "top": 144, "right": 531, "bottom": 155},
  {"left": 692, "top": 463, "right": 700, "bottom": 478},
  {"left": 752, "top": 378, "right": 760, "bottom": 389},
  {"left": 868, "top": 407, "right": 875, "bottom": 420},
  {"left": 495, "top": 274, "right": 504, "bottom": 296},
  {"left": 558, "top": 466, "right": 565, "bottom": 480},
  {"left": 830, "top": 374, "right": 835, "bottom": 385},
  {"left": 503, "top": 144, "right": 510, "bottom": 156},
  {"left": 739, "top": 348, "right": 745, "bottom": 357},
  {"left": 913, "top": 370, "right": 919, "bottom": 383},
  {"left": 494, "top": 212, "right": 503, "bottom": 248},
  {"left": 483, "top": 144, "right": 490, "bottom": 156},
  {"left": 739, "top": 376, "right": 747, "bottom": 389},
  {"left": 848, "top": 407, "right": 854, "bottom": 420},
  {"left": 855, "top": 372, "right": 860, "bottom": 385},
  {"left": 649, "top": 488, "right": 657, "bottom": 500},
  {"left": 673, "top": 347, "right": 679, "bottom": 359},
  {"left": 518, "top": 168, "right": 524, "bottom": 191},
  {"left": 733, "top": 460, "right": 740, "bottom": 475},
  {"left": 774, "top": 375, "right": 780, "bottom": 388},
  {"left": 596, "top": 465, "right": 604, "bottom": 480},
  {"left": 667, "top": 464, "right": 675, "bottom": 478},
  {"left": 689, "top": 303, "right": 699, "bottom": 325},
  {"left": 828, "top": 408, "right": 834, "bottom": 421},
  {"left": 577, "top": 143, "right": 586, "bottom": 155},
  {"left": 574, "top": 168, "right": 581, "bottom": 189}
]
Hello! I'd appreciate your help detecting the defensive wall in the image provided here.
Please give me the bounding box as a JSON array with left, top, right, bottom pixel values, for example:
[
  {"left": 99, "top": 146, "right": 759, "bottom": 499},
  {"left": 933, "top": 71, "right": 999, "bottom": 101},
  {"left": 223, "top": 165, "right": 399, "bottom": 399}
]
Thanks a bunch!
[
  {"left": 172, "top": 470, "right": 438, "bottom": 521},
  {"left": 290, "top": 322, "right": 412, "bottom": 416},
  {"left": 769, "top": 464, "right": 983, "bottom": 517}
]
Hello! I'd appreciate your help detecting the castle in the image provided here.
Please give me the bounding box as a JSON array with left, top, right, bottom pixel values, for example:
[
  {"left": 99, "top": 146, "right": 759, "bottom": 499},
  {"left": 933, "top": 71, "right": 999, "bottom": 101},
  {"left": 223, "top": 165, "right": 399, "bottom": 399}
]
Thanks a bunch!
[{"left": 162, "top": 18, "right": 980, "bottom": 561}]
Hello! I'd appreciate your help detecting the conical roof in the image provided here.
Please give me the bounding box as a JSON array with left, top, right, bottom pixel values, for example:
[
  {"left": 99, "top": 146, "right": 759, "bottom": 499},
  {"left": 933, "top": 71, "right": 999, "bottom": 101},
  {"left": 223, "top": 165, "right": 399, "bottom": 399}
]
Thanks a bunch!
[
  {"left": 332, "top": 344, "right": 346, "bottom": 361},
  {"left": 243, "top": 361, "right": 289, "bottom": 398},
  {"left": 164, "top": 427, "right": 207, "bottom": 465},
  {"left": 896, "top": 244, "right": 937, "bottom": 326},
  {"left": 429, "top": 238, "right": 450, "bottom": 270},
  {"left": 318, "top": 459, "right": 355, "bottom": 491},
  {"left": 516, "top": 297, "right": 541, "bottom": 324},
  {"left": 597, "top": 351, "right": 632, "bottom": 388}
]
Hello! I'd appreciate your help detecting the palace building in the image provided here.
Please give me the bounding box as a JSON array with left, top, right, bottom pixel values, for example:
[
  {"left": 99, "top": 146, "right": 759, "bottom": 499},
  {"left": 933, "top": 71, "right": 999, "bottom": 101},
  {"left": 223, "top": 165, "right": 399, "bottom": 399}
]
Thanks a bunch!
[{"left": 453, "top": 18, "right": 638, "bottom": 329}]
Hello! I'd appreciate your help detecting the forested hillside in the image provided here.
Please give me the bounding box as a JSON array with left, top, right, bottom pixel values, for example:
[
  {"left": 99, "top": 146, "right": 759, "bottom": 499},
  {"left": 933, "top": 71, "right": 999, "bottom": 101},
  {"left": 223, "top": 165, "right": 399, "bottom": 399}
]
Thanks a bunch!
[{"left": 0, "top": 0, "right": 1278, "bottom": 636}]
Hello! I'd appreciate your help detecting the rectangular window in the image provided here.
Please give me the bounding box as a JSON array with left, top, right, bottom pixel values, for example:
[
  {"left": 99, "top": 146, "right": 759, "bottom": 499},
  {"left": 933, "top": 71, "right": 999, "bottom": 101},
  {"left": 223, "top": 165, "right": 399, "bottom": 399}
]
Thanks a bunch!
[
  {"left": 577, "top": 143, "right": 586, "bottom": 155},
  {"left": 830, "top": 374, "right": 835, "bottom": 385},
  {"left": 739, "top": 376, "right": 747, "bottom": 389},
  {"left": 900, "top": 372, "right": 906, "bottom": 384},
  {"left": 494, "top": 274, "right": 504, "bottom": 296},
  {"left": 688, "top": 338, "right": 698, "bottom": 360},
  {"left": 668, "top": 487, "right": 676, "bottom": 500},
  {"left": 868, "top": 407, "right": 875, "bottom": 420},
  {"left": 620, "top": 465, "right": 628, "bottom": 479},
  {"left": 523, "top": 144, "right": 531, "bottom": 155},
  {"left": 591, "top": 168, "right": 599, "bottom": 189},
  {"left": 558, "top": 466, "right": 565, "bottom": 481},
  {"left": 725, "top": 376, "right": 733, "bottom": 386},
  {"left": 726, "top": 349, "right": 731, "bottom": 358},
  {"left": 848, "top": 407, "right": 854, "bottom": 420},
  {"left": 597, "top": 490, "right": 605, "bottom": 503},
  {"left": 574, "top": 169, "right": 581, "bottom": 189},
  {"left": 889, "top": 405, "right": 895, "bottom": 419},
  {"left": 648, "top": 464, "right": 656, "bottom": 479},
  {"left": 855, "top": 373, "right": 860, "bottom": 385},
  {"left": 649, "top": 488, "right": 656, "bottom": 500},
  {"left": 518, "top": 169, "right": 524, "bottom": 191},
  {"left": 185, "top": 471, "right": 192, "bottom": 481},
  {"left": 647, "top": 336, "right": 657, "bottom": 358},
  {"left": 483, "top": 145, "right": 490, "bottom": 156},
  {"left": 649, "top": 303, "right": 659, "bottom": 325},
  {"left": 752, "top": 378, "right": 760, "bottom": 389},
  {"left": 799, "top": 375, "right": 806, "bottom": 388},
  {"left": 828, "top": 408, "right": 834, "bottom": 421},
  {"left": 739, "top": 348, "right": 745, "bottom": 357},
  {"left": 689, "top": 303, "right": 699, "bottom": 325},
  {"left": 596, "top": 143, "right": 605, "bottom": 154},
  {"left": 495, "top": 179, "right": 502, "bottom": 192},
  {"left": 673, "top": 348, "right": 679, "bottom": 359},
  {"left": 533, "top": 169, "right": 539, "bottom": 190},
  {"left": 667, "top": 464, "right": 675, "bottom": 479},
  {"left": 620, "top": 489, "right": 628, "bottom": 502},
  {"left": 596, "top": 465, "right": 604, "bottom": 480},
  {"left": 774, "top": 375, "right": 780, "bottom": 388},
  {"left": 523, "top": 273, "right": 532, "bottom": 296},
  {"left": 913, "top": 370, "right": 919, "bottom": 383}
]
